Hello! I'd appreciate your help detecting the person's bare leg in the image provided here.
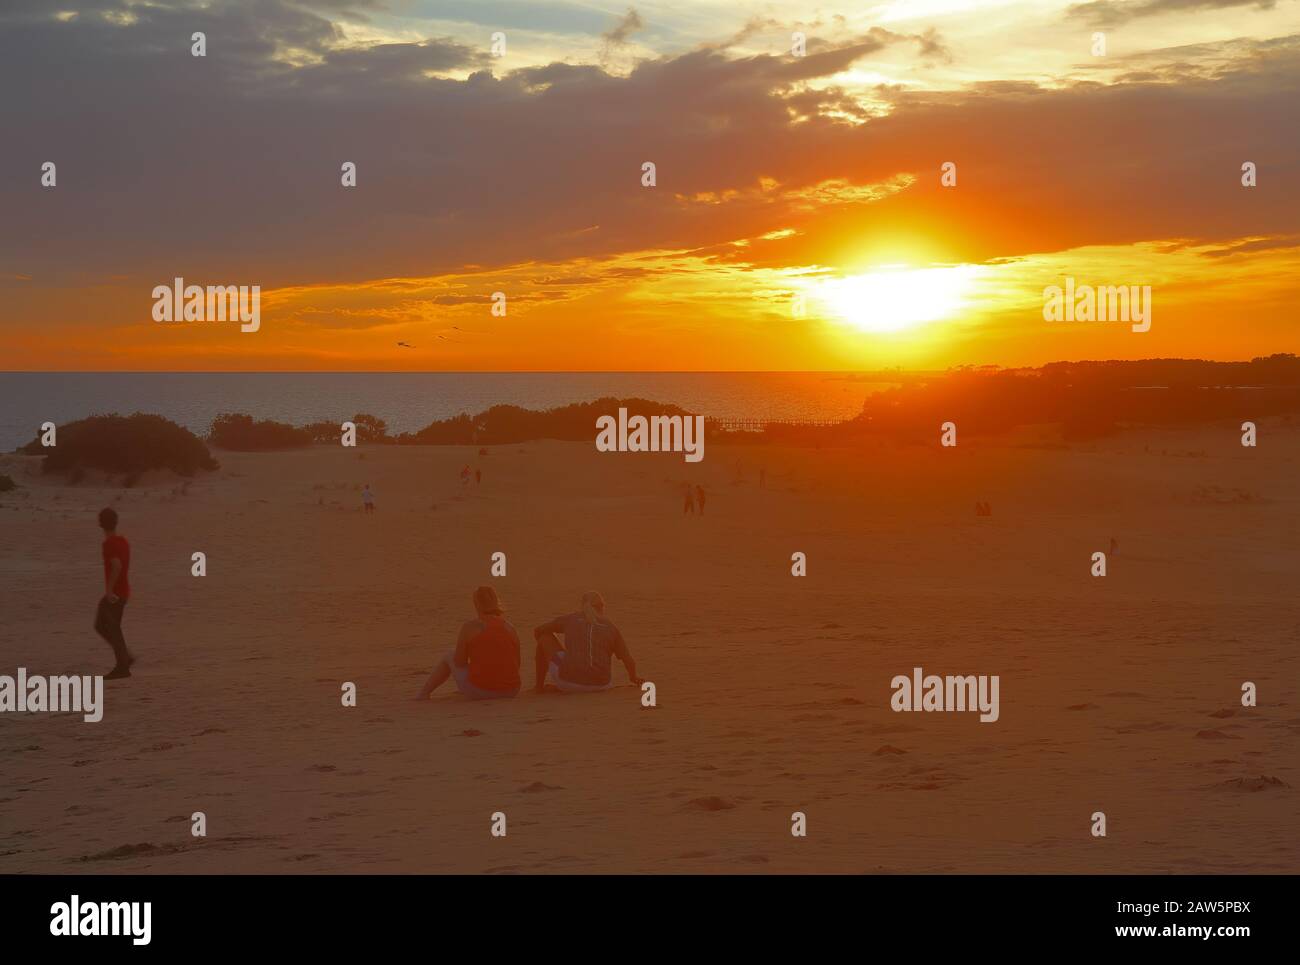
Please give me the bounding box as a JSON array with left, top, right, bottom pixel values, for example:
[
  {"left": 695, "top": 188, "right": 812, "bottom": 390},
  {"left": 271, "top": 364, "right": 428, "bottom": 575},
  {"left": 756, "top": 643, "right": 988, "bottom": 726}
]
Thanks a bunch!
[
  {"left": 415, "top": 656, "right": 452, "bottom": 700},
  {"left": 534, "top": 632, "right": 563, "bottom": 692}
]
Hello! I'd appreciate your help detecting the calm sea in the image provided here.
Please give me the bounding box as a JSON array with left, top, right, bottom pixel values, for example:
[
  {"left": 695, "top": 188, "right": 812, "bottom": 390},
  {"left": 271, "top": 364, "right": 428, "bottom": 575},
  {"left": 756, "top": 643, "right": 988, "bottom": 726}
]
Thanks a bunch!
[{"left": 0, "top": 373, "right": 894, "bottom": 451}]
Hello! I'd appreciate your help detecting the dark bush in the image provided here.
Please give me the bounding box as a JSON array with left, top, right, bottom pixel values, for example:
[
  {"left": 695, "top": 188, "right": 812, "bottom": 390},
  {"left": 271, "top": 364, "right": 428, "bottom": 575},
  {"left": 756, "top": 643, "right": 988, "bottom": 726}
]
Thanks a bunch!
[
  {"left": 210, "top": 412, "right": 313, "bottom": 451},
  {"left": 0, "top": 474, "right": 15, "bottom": 492},
  {"left": 20, "top": 413, "right": 218, "bottom": 477},
  {"left": 350, "top": 413, "right": 389, "bottom": 443},
  {"left": 397, "top": 398, "right": 699, "bottom": 445}
]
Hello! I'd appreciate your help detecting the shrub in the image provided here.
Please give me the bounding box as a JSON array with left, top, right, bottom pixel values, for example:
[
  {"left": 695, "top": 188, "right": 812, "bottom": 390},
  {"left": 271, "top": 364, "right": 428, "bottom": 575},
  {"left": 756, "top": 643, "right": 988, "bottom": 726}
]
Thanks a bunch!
[
  {"left": 398, "top": 398, "right": 699, "bottom": 445},
  {"left": 0, "top": 474, "right": 15, "bottom": 492},
  {"left": 21, "top": 413, "right": 218, "bottom": 477},
  {"left": 210, "top": 412, "right": 313, "bottom": 451},
  {"left": 350, "top": 413, "right": 389, "bottom": 443}
]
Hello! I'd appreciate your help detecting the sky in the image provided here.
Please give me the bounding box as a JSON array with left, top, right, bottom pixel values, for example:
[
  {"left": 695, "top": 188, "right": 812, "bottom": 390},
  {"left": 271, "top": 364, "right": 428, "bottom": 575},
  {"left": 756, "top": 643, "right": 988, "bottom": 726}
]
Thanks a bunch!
[{"left": 1, "top": 0, "right": 1297, "bottom": 371}]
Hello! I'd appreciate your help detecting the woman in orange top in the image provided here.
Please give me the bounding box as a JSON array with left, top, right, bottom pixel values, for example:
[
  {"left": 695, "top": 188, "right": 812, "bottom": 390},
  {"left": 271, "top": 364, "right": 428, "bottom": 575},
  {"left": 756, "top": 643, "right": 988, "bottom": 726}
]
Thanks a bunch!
[{"left": 415, "top": 586, "right": 521, "bottom": 701}]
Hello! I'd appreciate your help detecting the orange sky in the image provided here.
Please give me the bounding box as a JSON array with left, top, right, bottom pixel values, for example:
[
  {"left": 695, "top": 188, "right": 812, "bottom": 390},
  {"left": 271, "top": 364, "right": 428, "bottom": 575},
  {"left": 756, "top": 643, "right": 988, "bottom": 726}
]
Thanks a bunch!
[{"left": 3, "top": 0, "right": 1298, "bottom": 371}]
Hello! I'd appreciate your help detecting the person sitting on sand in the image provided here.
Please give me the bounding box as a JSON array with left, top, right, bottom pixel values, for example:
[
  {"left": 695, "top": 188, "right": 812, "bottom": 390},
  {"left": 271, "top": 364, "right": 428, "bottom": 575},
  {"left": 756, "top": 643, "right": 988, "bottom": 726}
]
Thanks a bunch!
[
  {"left": 415, "top": 586, "right": 521, "bottom": 701},
  {"left": 533, "top": 591, "right": 641, "bottom": 694}
]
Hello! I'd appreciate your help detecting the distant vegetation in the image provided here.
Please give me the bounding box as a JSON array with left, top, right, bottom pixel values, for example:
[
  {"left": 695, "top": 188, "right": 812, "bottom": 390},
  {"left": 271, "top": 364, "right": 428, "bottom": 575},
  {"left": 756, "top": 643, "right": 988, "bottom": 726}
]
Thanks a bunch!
[
  {"left": 212, "top": 412, "right": 390, "bottom": 448},
  {"left": 393, "top": 358, "right": 1300, "bottom": 447},
  {"left": 0, "top": 474, "right": 16, "bottom": 493},
  {"left": 210, "top": 413, "right": 313, "bottom": 450},
  {"left": 17, "top": 358, "right": 1299, "bottom": 468},
  {"left": 19, "top": 413, "right": 218, "bottom": 478},
  {"left": 843, "top": 355, "right": 1300, "bottom": 443},
  {"left": 396, "top": 398, "right": 696, "bottom": 445}
]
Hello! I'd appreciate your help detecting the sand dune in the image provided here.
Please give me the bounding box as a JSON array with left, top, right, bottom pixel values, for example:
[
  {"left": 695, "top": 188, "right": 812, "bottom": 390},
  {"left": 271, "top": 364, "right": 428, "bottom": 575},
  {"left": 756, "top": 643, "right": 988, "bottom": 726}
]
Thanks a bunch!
[{"left": 1, "top": 422, "right": 1297, "bottom": 873}]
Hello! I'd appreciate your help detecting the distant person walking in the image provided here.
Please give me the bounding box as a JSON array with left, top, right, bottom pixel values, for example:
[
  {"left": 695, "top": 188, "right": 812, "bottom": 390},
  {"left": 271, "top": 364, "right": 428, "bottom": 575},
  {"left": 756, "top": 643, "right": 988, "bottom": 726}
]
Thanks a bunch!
[
  {"left": 682, "top": 482, "right": 695, "bottom": 514},
  {"left": 362, "top": 485, "right": 375, "bottom": 513},
  {"left": 695, "top": 485, "right": 706, "bottom": 515},
  {"left": 95, "top": 508, "right": 134, "bottom": 680},
  {"left": 460, "top": 465, "right": 471, "bottom": 489},
  {"left": 475, "top": 468, "right": 482, "bottom": 485}
]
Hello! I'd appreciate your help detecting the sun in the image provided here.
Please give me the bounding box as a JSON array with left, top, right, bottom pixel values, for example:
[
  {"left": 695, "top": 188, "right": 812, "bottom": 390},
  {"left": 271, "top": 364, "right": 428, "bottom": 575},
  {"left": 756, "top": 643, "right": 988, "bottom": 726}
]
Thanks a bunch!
[{"left": 816, "top": 264, "right": 978, "bottom": 333}]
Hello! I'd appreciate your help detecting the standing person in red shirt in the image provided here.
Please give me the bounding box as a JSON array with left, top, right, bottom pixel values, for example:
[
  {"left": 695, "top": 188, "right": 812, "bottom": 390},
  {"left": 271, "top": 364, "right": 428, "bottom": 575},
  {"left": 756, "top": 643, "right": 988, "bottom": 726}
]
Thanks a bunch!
[{"left": 96, "top": 507, "right": 135, "bottom": 679}]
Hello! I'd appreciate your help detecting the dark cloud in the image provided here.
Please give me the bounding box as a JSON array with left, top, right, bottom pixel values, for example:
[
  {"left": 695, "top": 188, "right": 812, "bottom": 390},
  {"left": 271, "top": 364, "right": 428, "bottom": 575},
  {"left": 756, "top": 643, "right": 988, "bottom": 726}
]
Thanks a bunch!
[
  {"left": 601, "top": 8, "right": 644, "bottom": 47},
  {"left": 1067, "top": 0, "right": 1284, "bottom": 27},
  {"left": 0, "top": 0, "right": 1295, "bottom": 301}
]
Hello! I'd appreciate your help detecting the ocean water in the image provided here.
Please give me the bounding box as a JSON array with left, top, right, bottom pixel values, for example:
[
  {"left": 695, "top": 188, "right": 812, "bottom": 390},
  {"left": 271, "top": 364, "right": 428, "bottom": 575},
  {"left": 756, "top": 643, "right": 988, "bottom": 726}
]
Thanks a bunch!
[{"left": 0, "top": 372, "right": 892, "bottom": 451}]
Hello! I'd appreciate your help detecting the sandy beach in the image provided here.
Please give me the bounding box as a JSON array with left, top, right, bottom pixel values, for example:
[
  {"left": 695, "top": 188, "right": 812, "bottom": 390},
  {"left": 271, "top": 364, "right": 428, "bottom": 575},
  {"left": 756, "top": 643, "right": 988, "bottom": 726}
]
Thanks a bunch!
[{"left": 2, "top": 423, "right": 1297, "bottom": 874}]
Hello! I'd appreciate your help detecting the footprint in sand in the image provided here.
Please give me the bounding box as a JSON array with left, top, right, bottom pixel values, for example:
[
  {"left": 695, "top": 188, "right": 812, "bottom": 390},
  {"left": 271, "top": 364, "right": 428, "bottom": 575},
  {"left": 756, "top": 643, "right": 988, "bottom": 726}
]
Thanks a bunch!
[
  {"left": 1114, "top": 721, "right": 1172, "bottom": 734},
  {"left": 308, "top": 812, "right": 354, "bottom": 823},
  {"left": 519, "top": 781, "right": 563, "bottom": 793},
  {"left": 80, "top": 842, "right": 179, "bottom": 862},
  {"left": 685, "top": 796, "right": 736, "bottom": 811},
  {"left": 1214, "top": 776, "right": 1289, "bottom": 791},
  {"left": 1195, "top": 729, "right": 1240, "bottom": 740}
]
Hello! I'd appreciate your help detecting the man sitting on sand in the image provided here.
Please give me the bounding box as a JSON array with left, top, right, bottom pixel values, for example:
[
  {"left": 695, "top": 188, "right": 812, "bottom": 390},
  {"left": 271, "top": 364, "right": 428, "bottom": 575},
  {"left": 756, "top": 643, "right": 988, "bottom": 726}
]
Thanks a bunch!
[
  {"left": 533, "top": 592, "right": 641, "bottom": 693},
  {"left": 415, "top": 586, "right": 521, "bottom": 701},
  {"left": 95, "top": 508, "right": 135, "bottom": 680}
]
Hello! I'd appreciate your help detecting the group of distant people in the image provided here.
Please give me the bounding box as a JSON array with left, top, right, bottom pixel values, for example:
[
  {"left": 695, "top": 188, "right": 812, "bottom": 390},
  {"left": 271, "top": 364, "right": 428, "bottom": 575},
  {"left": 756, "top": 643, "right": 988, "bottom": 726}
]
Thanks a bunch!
[
  {"left": 681, "top": 483, "right": 707, "bottom": 515},
  {"left": 415, "top": 587, "right": 641, "bottom": 701},
  {"left": 87, "top": 512, "right": 640, "bottom": 701},
  {"left": 360, "top": 463, "right": 483, "bottom": 513}
]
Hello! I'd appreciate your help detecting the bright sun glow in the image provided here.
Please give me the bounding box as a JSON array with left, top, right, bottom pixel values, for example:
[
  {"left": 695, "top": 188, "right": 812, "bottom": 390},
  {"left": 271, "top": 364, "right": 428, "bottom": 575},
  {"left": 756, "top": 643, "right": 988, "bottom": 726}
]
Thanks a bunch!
[{"left": 817, "top": 265, "right": 978, "bottom": 333}]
